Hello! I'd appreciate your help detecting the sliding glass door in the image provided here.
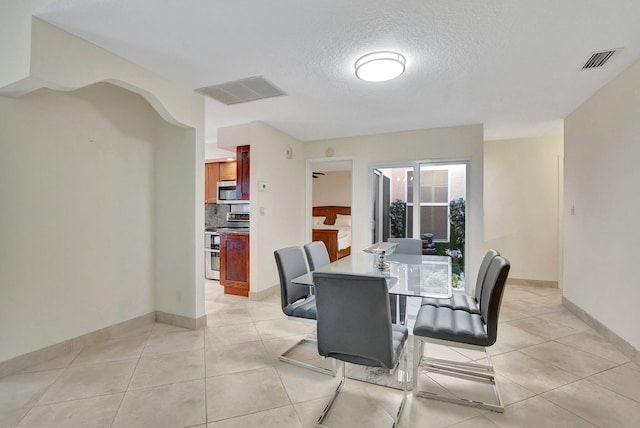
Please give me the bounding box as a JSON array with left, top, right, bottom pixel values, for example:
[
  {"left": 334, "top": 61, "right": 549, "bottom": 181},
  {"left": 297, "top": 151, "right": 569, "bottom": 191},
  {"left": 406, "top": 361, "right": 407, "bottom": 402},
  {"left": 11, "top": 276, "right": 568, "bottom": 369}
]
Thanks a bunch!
[{"left": 371, "top": 161, "right": 469, "bottom": 284}]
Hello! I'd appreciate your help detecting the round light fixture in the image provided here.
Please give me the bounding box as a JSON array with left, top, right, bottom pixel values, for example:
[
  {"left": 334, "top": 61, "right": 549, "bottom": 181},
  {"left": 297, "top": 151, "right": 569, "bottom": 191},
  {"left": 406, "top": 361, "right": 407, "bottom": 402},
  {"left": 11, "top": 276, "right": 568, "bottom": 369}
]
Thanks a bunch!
[{"left": 354, "top": 51, "right": 406, "bottom": 82}]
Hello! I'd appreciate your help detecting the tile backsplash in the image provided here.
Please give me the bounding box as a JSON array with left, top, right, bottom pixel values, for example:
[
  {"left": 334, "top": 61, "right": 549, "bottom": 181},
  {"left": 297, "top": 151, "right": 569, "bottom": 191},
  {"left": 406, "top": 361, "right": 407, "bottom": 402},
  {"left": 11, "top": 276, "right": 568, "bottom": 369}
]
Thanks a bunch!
[{"left": 205, "top": 204, "right": 230, "bottom": 227}]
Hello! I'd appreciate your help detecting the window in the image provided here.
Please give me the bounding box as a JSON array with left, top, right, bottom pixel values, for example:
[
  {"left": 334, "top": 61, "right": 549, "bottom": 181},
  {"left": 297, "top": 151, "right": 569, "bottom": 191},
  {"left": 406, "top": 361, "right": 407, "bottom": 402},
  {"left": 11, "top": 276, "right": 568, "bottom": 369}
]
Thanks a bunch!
[{"left": 407, "top": 168, "right": 450, "bottom": 241}]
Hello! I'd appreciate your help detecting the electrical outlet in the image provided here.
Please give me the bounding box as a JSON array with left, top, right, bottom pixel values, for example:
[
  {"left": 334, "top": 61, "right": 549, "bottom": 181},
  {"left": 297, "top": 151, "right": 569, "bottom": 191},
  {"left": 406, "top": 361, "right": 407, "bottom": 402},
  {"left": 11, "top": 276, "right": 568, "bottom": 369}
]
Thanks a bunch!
[{"left": 260, "top": 206, "right": 265, "bottom": 216}]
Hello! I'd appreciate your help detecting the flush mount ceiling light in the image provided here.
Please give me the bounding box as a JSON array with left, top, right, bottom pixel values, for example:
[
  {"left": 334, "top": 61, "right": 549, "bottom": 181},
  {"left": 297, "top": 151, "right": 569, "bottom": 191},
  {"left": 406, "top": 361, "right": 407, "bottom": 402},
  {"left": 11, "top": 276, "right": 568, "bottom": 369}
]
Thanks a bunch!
[{"left": 355, "top": 51, "right": 406, "bottom": 82}]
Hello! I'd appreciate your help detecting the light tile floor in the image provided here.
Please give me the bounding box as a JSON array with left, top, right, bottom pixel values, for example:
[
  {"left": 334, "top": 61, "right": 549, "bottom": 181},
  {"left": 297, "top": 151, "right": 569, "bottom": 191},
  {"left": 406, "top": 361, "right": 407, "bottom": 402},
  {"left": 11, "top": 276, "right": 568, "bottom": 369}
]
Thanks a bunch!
[{"left": 1, "top": 281, "right": 639, "bottom": 427}]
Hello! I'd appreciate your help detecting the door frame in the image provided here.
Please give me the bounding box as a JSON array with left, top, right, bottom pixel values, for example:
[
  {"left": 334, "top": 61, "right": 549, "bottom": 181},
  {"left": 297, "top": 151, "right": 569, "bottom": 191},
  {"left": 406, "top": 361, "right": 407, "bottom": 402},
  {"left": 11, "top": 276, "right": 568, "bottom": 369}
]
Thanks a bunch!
[{"left": 306, "top": 156, "right": 355, "bottom": 243}]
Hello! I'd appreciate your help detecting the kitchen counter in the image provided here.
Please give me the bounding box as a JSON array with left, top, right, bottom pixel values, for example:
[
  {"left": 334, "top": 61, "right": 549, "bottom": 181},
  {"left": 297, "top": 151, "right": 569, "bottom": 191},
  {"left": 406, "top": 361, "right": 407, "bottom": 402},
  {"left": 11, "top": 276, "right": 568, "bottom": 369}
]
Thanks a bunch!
[
  {"left": 205, "top": 226, "right": 249, "bottom": 233},
  {"left": 217, "top": 228, "right": 249, "bottom": 235}
]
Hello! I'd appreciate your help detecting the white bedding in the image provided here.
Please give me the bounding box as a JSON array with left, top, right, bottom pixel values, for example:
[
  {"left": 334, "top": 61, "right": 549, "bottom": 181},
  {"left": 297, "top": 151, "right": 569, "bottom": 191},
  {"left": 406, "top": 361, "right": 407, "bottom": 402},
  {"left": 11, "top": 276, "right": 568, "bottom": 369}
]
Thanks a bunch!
[{"left": 313, "top": 224, "right": 352, "bottom": 250}]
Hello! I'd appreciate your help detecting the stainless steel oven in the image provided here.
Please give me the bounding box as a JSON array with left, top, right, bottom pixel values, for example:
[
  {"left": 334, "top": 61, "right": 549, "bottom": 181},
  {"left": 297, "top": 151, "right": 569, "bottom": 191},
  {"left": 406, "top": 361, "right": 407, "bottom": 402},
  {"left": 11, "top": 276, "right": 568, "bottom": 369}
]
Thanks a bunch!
[{"left": 205, "top": 231, "right": 220, "bottom": 280}]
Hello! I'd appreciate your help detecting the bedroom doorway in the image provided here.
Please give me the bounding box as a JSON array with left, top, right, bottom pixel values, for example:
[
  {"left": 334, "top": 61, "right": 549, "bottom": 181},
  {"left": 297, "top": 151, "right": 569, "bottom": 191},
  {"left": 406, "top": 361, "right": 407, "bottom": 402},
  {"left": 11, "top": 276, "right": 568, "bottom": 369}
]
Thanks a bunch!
[{"left": 307, "top": 158, "right": 354, "bottom": 262}]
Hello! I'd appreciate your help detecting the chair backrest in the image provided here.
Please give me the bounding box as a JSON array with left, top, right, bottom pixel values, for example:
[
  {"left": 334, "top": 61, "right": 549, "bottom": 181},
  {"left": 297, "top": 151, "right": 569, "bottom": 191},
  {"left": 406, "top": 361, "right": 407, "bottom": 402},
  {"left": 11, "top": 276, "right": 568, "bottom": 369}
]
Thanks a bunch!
[
  {"left": 479, "top": 255, "right": 511, "bottom": 346},
  {"left": 313, "top": 271, "right": 396, "bottom": 369},
  {"left": 387, "top": 238, "right": 422, "bottom": 255},
  {"left": 474, "top": 249, "right": 500, "bottom": 303},
  {"left": 304, "top": 241, "right": 331, "bottom": 271},
  {"left": 274, "top": 247, "right": 310, "bottom": 312}
]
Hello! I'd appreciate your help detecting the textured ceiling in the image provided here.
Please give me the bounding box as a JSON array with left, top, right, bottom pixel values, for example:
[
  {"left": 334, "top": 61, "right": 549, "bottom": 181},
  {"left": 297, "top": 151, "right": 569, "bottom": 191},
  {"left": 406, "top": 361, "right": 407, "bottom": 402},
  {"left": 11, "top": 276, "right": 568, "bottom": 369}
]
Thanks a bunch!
[{"left": 35, "top": 0, "right": 640, "bottom": 142}]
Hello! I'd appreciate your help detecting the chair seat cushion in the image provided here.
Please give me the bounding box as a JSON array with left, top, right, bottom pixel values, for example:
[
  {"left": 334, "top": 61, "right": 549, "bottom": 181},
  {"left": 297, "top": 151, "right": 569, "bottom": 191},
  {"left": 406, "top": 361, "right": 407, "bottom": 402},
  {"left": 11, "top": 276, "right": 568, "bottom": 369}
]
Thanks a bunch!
[
  {"left": 413, "top": 305, "right": 491, "bottom": 346},
  {"left": 420, "top": 292, "right": 480, "bottom": 314},
  {"left": 284, "top": 295, "right": 317, "bottom": 319}
]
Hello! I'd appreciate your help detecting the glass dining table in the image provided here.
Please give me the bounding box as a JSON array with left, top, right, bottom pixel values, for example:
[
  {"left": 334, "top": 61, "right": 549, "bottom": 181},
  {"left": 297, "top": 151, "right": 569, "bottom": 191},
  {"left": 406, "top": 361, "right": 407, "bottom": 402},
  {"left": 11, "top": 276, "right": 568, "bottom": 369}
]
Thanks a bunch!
[{"left": 291, "top": 249, "right": 452, "bottom": 324}]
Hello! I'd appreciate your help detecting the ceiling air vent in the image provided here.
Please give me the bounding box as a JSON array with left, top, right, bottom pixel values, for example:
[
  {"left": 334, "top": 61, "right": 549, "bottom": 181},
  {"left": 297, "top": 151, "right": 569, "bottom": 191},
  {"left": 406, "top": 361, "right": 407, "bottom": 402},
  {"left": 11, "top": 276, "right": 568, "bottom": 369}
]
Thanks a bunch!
[
  {"left": 196, "top": 76, "right": 286, "bottom": 105},
  {"left": 581, "top": 49, "right": 618, "bottom": 70}
]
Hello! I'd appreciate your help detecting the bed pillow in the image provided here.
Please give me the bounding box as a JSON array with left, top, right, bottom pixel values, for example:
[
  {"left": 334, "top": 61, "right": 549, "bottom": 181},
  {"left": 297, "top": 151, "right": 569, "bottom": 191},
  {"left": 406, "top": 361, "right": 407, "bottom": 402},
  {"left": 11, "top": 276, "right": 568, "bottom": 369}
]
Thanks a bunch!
[
  {"left": 334, "top": 214, "right": 351, "bottom": 226},
  {"left": 312, "top": 216, "right": 326, "bottom": 226}
]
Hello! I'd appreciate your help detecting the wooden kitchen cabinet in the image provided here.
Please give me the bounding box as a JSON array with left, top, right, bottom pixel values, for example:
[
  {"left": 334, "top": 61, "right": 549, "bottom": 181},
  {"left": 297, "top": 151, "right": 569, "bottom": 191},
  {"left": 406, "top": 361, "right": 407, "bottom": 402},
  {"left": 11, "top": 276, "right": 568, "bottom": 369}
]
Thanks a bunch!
[
  {"left": 204, "top": 162, "right": 219, "bottom": 203},
  {"left": 220, "top": 233, "right": 249, "bottom": 296},
  {"left": 205, "top": 161, "right": 237, "bottom": 203},
  {"left": 236, "top": 145, "right": 250, "bottom": 200},
  {"left": 219, "top": 161, "right": 237, "bottom": 181}
]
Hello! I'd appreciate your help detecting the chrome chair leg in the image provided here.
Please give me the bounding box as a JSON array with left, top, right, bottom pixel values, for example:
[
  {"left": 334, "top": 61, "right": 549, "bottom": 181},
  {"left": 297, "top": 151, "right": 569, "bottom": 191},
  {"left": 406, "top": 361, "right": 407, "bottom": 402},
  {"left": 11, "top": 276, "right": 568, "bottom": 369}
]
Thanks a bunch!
[
  {"left": 279, "top": 328, "right": 337, "bottom": 377},
  {"left": 316, "top": 347, "right": 408, "bottom": 428},
  {"left": 393, "top": 346, "right": 408, "bottom": 428},
  {"left": 413, "top": 336, "right": 504, "bottom": 413},
  {"left": 316, "top": 362, "right": 347, "bottom": 426}
]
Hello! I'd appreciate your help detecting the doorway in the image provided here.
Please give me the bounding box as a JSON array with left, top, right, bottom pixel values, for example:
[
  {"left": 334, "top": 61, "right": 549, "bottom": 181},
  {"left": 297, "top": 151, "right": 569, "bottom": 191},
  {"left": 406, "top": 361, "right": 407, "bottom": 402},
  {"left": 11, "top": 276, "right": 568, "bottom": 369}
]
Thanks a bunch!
[
  {"left": 371, "top": 161, "right": 469, "bottom": 287},
  {"left": 307, "top": 158, "right": 354, "bottom": 259}
]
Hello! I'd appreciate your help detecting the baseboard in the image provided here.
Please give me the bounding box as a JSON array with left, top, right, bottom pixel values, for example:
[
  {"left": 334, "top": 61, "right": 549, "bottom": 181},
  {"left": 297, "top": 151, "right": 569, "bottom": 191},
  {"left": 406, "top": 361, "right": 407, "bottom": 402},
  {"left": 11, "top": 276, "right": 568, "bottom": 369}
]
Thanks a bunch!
[
  {"left": 563, "top": 296, "right": 640, "bottom": 366},
  {"left": 0, "top": 310, "right": 208, "bottom": 378},
  {"left": 508, "top": 277, "right": 559, "bottom": 288},
  {"left": 249, "top": 284, "right": 277, "bottom": 301},
  {"left": 0, "top": 312, "right": 156, "bottom": 378},
  {"left": 155, "top": 311, "right": 207, "bottom": 330}
]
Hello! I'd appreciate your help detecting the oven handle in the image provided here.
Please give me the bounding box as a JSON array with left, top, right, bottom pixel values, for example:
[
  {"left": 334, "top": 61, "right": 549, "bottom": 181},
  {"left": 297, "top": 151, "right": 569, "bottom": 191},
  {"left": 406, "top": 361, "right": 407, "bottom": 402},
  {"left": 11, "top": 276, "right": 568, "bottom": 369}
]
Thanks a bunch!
[{"left": 204, "top": 249, "right": 220, "bottom": 254}]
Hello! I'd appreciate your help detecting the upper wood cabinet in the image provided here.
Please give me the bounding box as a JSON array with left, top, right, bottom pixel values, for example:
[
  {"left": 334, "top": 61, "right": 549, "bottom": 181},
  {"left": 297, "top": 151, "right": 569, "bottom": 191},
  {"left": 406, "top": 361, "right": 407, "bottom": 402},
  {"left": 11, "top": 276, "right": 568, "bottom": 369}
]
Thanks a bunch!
[
  {"left": 219, "top": 162, "right": 237, "bottom": 182},
  {"left": 236, "top": 145, "right": 250, "bottom": 200},
  {"left": 204, "top": 162, "right": 220, "bottom": 203},
  {"left": 205, "top": 161, "right": 237, "bottom": 203}
]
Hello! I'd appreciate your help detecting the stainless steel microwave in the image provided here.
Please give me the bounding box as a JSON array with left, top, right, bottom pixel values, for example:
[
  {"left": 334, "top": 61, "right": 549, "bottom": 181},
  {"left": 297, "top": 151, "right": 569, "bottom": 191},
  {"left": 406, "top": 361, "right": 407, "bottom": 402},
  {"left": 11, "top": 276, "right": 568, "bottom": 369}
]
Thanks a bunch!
[{"left": 217, "top": 181, "right": 238, "bottom": 203}]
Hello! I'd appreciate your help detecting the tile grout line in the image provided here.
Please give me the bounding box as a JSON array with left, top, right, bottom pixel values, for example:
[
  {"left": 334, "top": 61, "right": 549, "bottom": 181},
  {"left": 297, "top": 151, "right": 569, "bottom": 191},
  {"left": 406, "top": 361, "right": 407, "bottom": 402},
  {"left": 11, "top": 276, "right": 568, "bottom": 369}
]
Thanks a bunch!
[
  {"left": 108, "top": 328, "right": 154, "bottom": 428},
  {"left": 203, "top": 325, "right": 209, "bottom": 425}
]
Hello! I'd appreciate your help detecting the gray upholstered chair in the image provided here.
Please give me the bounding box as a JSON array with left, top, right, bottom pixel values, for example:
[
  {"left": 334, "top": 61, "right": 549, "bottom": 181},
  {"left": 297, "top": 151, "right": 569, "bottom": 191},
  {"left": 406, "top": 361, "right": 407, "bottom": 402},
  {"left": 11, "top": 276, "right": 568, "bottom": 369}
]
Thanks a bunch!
[
  {"left": 412, "top": 255, "right": 510, "bottom": 412},
  {"left": 386, "top": 238, "right": 422, "bottom": 323},
  {"left": 304, "top": 241, "right": 331, "bottom": 271},
  {"left": 313, "top": 271, "right": 408, "bottom": 428},
  {"left": 273, "top": 247, "right": 336, "bottom": 376},
  {"left": 420, "top": 249, "right": 500, "bottom": 314},
  {"left": 387, "top": 237, "right": 422, "bottom": 254}
]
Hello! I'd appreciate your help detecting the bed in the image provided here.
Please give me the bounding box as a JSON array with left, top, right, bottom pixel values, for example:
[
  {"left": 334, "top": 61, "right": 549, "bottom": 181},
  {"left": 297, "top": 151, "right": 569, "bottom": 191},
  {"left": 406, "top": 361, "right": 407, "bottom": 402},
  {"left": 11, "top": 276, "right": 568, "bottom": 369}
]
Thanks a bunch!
[{"left": 312, "top": 206, "right": 352, "bottom": 262}]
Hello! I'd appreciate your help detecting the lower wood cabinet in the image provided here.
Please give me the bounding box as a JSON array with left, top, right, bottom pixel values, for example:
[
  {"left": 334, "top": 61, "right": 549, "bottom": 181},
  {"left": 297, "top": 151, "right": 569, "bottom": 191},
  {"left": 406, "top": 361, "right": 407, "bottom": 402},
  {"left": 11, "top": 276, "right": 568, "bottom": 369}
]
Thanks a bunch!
[{"left": 220, "top": 233, "right": 249, "bottom": 296}]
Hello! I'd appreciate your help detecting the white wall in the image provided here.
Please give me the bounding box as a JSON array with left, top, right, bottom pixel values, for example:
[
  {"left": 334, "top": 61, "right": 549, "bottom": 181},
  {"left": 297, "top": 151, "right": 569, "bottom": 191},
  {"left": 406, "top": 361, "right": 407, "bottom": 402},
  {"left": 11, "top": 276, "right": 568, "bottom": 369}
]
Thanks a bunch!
[
  {"left": 305, "top": 125, "right": 484, "bottom": 287},
  {"left": 485, "top": 137, "right": 563, "bottom": 282},
  {"left": 312, "top": 171, "right": 352, "bottom": 207},
  {"left": 564, "top": 59, "right": 640, "bottom": 350},
  {"left": 204, "top": 142, "right": 234, "bottom": 161},
  {"left": 155, "top": 123, "right": 200, "bottom": 318},
  {"left": 248, "top": 122, "right": 307, "bottom": 296},
  {"left": 0, "top": 0, "right": 55, "bottom": 89},
  {"left": 0, "top": 84, "right": 159, "bottom": 361},
  {"left": 0, "top": 18, "right": 205, "bottom": 362}
]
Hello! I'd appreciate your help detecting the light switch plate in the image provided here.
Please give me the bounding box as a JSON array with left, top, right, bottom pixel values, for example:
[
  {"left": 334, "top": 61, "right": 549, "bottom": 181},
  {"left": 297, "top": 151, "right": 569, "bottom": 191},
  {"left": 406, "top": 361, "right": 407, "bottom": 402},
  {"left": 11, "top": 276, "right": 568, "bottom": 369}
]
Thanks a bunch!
[{"left": 258, "top": 181, "right": 267, "bottom": 191}]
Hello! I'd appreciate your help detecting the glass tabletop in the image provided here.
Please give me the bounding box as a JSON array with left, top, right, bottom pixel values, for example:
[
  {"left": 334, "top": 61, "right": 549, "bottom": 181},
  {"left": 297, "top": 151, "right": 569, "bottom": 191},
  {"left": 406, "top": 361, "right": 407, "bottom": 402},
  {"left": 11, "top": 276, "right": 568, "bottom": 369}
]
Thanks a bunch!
[{"left": 291, "top": 251, "right": 452, "bottom": 298}]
